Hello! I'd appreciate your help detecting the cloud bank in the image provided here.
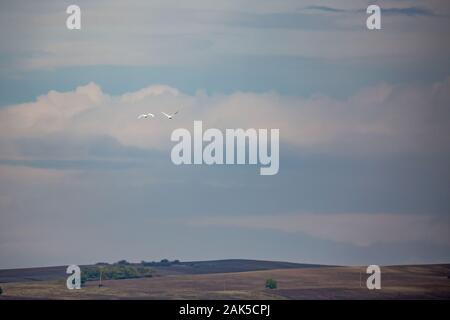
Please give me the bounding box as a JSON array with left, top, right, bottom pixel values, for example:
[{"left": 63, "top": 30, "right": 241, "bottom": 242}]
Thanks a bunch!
[{"left": 1, "top": 78, "right": 449, "bottom": 163}]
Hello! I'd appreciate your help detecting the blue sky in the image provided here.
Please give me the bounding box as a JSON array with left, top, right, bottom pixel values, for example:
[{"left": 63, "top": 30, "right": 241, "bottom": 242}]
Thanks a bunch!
[{"left": 0, "top": 0, "right": 449, "bottom": 268}]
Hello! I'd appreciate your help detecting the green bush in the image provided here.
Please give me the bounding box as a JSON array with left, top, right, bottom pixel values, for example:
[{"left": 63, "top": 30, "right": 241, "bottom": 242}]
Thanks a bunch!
[
  {"left": 80, "top": 265, "right": 152, "bottom": 284},
  {"left": 141, "top": 259, "right": 180, "bottom": 267},
  {"left": 265, "top": 278, "right": 277, "bottom": 289}
]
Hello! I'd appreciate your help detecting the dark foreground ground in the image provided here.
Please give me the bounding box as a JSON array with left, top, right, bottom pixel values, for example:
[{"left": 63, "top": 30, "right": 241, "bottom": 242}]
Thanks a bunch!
[{"left": 0, "top": 260, "right": 449, "bottom": 299}]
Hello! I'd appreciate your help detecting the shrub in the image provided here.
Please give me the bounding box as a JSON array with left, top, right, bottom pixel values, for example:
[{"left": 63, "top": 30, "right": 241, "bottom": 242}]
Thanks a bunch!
[
  {"left": 265, "top": 278, "right": 277, "bottom": 289},
  {"left": 140, "top": 259, "right": 181, "bottom": 267},
  {"left": 80, "top": 265, "right": 152, "bottom": 283},
  {"left": 159, "top": 259, "right": 170, "bottom": 266}
]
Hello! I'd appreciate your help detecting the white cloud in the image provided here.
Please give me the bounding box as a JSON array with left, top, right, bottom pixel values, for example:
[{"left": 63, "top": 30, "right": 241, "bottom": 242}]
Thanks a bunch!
[
  {"left": 0, "top": 79, "right": 450, "bottom": 158},
  {"left": 0, "top": 78, "right": 449, "bottom": 160},
  {"left": 121, "top": 85, "right": 180, "bottom": 103}
]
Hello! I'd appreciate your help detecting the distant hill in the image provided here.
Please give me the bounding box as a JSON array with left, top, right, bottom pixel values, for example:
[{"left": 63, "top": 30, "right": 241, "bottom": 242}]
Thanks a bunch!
[
  {"left": 0, "top": 266, "right": 68, "bottom": 283},
  {"left": 0, "top": 259, "right": 325, "bottom": 283},
  {"left": 152, "top": 259, "right": 326, "bottom": 275}
]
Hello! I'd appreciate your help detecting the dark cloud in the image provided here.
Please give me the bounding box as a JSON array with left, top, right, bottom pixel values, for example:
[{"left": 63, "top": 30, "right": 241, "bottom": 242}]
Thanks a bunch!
[
  {"left": 381, "top": 7, "right": 436, "bottom": 16},
  {"left": 305, "top": 5, "right": 436, "bottom": 17},
  {"left": 305, "top": 6, "right": 346, "bottom": 13}
]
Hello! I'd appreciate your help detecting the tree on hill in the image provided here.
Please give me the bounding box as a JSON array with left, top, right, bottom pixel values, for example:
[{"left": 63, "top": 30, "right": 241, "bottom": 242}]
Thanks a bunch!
[{"left": 265, "top": 278, "right": 277, "bottom": 289}]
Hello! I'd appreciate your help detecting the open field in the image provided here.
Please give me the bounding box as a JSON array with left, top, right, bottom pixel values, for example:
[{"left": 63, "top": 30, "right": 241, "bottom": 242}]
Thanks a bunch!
[
  {"left": 0, "top": 259, "right": 322, "bottom": 283},
  {"left": 1, "top": 261, "right": 449, "bottom": 299}
]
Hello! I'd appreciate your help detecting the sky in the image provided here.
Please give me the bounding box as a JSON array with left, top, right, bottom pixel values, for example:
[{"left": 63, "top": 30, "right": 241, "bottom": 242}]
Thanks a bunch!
[{"left": 0, "top": 0, "right": 449, "bottom": 269}]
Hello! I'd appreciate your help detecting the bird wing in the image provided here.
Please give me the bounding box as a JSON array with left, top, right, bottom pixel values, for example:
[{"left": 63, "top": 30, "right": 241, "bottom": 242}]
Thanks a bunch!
[
  {"left": 147, "top": 113, "right": 155, "bottom": 117},
  {"left": 138, "top": 114, "right": 146, "bottom": 119},
  {"left": 161, "top": 112, "right": 170, "bottom": 118}
]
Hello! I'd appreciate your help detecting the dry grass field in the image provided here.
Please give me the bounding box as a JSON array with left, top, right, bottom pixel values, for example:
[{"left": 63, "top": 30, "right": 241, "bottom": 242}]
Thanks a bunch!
[{"left": 1, "top": 263, "right": 449, "bottom": 300}]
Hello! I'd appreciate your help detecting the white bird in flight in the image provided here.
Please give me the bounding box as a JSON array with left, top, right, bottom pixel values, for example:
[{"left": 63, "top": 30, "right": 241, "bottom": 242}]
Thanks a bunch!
[
  {"left": 161, "top": 111, "right": 179, "bottom": 120},
  {"left": 137, "top": 113, "right": 155, "bottom": 119}
]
